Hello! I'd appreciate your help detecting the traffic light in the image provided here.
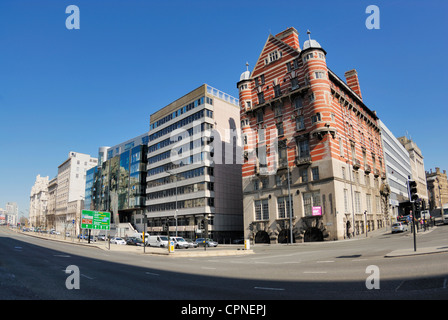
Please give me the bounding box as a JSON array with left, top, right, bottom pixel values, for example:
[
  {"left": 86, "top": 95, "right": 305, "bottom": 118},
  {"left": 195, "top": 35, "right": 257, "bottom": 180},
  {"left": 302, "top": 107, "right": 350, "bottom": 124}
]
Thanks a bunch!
[
  {"left": 414, "top": 199, "right": 421, "bottom": 212},
  {"left": 409, "top": 180, "right": 418, "bottom": 202}
]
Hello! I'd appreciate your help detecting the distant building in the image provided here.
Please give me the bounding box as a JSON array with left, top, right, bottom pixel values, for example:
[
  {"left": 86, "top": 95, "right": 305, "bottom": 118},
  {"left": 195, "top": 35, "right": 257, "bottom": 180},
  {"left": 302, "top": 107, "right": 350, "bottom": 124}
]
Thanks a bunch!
[
  {"left": 54, "top": 152, "right": 98, "bottom": 232},
  {"left": 238, "top": 27, "right": 387, "bottom": 242},
  {"left": 6, "top": 202, "right": 18, "bottom": 225},
  {"left": 426, "top": 167, "right": 448, "bottom": 210},
  {"left": 46, "top": 177, "right": 58, "bottom": 230},
  {"left": 29, "top": 174, "right": 49, "bottom": 228},
  {"left": 397, "top": 136, "right": 429, "bottom": 204}
]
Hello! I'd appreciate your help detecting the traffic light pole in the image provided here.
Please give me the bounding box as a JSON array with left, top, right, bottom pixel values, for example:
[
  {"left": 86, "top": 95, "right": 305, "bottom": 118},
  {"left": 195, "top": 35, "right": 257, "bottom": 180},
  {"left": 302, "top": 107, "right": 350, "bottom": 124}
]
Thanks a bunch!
[
  {"left": 411, "top": 203, "right": 417, "bottom": 252},
  {"left": 407, "top": 177, "right": 417, "bottom": 252}
]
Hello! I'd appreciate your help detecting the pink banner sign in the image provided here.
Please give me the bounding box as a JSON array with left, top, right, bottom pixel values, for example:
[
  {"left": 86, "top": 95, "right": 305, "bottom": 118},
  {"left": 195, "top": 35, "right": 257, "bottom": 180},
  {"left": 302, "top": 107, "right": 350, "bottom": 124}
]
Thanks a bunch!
[{"left": 312, "top": 206, "right": 322, "bottom": 216}]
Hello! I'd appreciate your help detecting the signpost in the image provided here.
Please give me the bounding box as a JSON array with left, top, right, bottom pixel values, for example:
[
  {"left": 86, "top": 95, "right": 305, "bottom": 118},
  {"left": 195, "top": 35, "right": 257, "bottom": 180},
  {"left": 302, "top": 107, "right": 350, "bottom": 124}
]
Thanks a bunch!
[
  {"left": 81, "top": 210, "right": 111, "bottom": 230},
  {"left": 81, "top": 210, "right": 111, "bottom": 244}
]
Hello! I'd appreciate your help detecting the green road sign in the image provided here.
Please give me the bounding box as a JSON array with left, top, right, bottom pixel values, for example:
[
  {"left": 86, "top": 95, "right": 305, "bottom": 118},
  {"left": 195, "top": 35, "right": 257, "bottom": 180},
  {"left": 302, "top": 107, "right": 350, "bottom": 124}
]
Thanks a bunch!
[{"left": 81, "top": 210, "right": 111, "bottom": 230}]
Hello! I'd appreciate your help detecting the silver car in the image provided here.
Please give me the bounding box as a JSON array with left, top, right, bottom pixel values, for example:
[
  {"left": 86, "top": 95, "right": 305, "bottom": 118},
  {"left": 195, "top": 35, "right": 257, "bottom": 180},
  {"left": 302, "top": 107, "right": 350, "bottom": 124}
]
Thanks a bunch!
[
  {"left": 391, "top": 222, "right": 408, "bottom": 233},
  {"left": 171, "top": 237, "right": 190, "bottom": 249}
]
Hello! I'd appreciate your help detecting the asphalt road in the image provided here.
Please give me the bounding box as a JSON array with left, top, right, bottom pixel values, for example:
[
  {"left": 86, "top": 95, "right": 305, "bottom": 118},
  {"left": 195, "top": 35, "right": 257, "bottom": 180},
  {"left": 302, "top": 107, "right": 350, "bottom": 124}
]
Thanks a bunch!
[{"left": 1, "top": 225, "right": 447, "bottom": 301}]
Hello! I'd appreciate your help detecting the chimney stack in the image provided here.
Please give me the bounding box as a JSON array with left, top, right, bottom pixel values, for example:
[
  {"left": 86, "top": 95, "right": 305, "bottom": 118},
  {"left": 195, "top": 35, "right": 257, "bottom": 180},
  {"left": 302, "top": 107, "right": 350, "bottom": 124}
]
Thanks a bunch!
[
  {"left": 275, "top": 27, "right": 300, "bottom": 51},
  {"left": 344, "top": 69, "right": 362, "bottom": 100}
]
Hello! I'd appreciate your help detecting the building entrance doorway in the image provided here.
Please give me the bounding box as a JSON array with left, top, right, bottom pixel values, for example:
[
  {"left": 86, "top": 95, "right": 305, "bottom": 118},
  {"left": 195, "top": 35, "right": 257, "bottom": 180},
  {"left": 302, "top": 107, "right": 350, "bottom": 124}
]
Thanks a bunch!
[
  {"left": 254, "top": 231, "right": 270, "bottom": 244},
  {"left": 277, "top": 229, "right": 295, "bottom": 243},
  {"left": 304, "top": 227, "right": 323, "bottom": 242}
]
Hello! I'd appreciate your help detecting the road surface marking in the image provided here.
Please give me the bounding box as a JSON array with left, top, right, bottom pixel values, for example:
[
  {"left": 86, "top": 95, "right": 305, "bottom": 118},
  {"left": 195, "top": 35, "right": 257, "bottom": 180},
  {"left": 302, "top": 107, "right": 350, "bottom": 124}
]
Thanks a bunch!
[
  {"left": 201, "top": 267, "right": 216, "bottom": 270},
  {"left": 54, "top": 254, "right": 71, "bottom": 258},
  {"left": 145, "top": 272, "right": 160, "bottom": 276},
  {"left": 316, "top": 260, "right": 334, "bottom": 263},
  {"left": 303, "top": 271, "right": 327, "bottom": 274},
  {"left": 81, "top": 274, "right": 94, "bottom": 280},
  {"left": 352, "top": 258, "right": 368, "bottom": 262},
  {"left": 254, "top": 286, "right": 285, "bottom": 291}
]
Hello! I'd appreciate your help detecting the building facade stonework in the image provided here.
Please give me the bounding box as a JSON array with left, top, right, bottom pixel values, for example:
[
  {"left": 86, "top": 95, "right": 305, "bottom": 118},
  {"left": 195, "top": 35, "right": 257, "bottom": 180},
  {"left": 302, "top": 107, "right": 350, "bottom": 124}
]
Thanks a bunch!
[
  {"left": 238, "top": 28, "right": 387, "bottom": 243},
  {"left": 426, "top": 167, "right": 448, "bottom": 210},
  {"left": 29, "top": 174, "right": 49, "bottom": 229},
  {"left": 397, "top": 136, "right": 428, "bottom": 204}
]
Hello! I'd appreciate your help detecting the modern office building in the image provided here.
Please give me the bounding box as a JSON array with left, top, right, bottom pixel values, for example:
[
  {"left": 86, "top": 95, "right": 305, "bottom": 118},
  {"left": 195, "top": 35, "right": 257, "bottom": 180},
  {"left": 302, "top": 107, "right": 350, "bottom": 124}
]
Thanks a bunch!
[
  {"left": 378, "top": 120, "right": 412, "bottom": 219},
  {"left": 85, "top": 133, "right": 149, "bottom": 235},
  {"left": 145, "top": 84, "right": 243, "bottom": 242},
  {"left": 238, "top": 27, "right": 387, "bottom": 242}
]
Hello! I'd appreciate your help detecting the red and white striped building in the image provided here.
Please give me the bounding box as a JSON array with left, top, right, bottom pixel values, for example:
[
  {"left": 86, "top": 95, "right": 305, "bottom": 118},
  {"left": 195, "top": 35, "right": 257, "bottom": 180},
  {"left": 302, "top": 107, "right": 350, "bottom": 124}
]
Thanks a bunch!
[{"left": 237, "top": 27, "right": 387, "bottom": 242}]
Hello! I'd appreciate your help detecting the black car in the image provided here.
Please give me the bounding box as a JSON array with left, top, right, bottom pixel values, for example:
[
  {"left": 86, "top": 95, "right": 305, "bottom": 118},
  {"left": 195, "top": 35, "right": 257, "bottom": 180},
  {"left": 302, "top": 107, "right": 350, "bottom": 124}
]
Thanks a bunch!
[{"left": 126, "top": 237, "right": 144, "bottom": 246}]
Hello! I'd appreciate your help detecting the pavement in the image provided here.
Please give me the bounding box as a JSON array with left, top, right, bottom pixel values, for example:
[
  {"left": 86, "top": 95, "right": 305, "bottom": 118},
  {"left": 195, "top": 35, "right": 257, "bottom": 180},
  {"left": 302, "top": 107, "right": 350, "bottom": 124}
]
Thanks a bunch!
[
  {"left": 385, "top": 245, "right": 448, "bottom": 258},
  {"left": 11, "top": 225, "right": 447, "bottom": 258},
  {"left": 354, "top": 224, "right": 448, "bottom": 258},
  {"left": 12, "top": 229, "right": 254, "bottom": 257}
]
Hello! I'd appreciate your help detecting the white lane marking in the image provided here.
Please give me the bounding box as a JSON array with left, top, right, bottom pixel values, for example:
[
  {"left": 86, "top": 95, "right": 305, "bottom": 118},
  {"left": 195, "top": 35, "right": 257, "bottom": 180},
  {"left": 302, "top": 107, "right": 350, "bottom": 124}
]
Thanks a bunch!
[
  {"left": 254, "top": 286, "right": 285, "bottom": 291},
  {"left": 316, "top": 260, "right": 334, "bottom": 263},
  {"left": 145, "top": 272, "right": 160, "bottom": 276},
  {"left": 81, "top": 274, "right": 94, "bottom": 280},
  {"left": 54, "top": 254, "right": 71, "bottom": 258},
  {"left": 303, "top": 271, "right": 327, "bottom": 274}
]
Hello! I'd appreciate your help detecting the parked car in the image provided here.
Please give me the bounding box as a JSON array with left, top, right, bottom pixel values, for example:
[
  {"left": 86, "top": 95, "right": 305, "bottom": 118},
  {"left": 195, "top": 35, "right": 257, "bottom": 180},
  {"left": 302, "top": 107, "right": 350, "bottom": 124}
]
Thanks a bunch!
[
  {"left": 195, "top": 238, "right": 218, "bottom": 247},
  {"left": 111, "top": 237, "right": 126, "bottom": 245},
  {"left": 184, "top": 238, "right": 198, "bottom": 248},
  {"left": 126, "top": 237, "right": 144, "bottom": 246},
  {"left": 170, "top": 237, "right": 190, "bottom": 249},
  {"left": 391, "top": 222, "right": 408, "bottom": 233},
  {"left": 97, "top": 234, "right": 106, "bottom": 241}
]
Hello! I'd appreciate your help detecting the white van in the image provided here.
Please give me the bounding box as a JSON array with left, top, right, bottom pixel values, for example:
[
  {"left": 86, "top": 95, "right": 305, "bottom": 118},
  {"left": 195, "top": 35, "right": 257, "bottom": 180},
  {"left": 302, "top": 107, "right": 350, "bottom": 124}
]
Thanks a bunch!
[
  {"left": 443, "top": 204, "right": 448, "bottom": 224},
  {"left": 148, "top": 235, "right": 169, "bottom": 248}
]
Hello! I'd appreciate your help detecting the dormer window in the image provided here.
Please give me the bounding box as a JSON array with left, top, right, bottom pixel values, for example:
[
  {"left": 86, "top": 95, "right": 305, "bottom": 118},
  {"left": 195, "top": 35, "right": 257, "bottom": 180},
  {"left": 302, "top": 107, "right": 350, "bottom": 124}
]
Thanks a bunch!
[{"left": 265, "top": 50, "right": 283, "bottom": 64}]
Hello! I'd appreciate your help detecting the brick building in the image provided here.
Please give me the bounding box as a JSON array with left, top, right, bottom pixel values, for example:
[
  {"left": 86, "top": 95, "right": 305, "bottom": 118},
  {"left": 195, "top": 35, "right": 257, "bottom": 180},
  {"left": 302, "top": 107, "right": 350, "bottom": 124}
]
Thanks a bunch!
[{"left": 237, "top": 27, "right": 387, "bottom": 242}]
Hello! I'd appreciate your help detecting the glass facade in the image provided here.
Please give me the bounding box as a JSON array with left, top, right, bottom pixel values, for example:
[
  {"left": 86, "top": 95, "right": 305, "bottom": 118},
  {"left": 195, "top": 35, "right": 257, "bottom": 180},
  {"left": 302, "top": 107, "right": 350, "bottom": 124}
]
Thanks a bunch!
[{"left": 84, "top": 140, "right": 148, "bottom": 225}]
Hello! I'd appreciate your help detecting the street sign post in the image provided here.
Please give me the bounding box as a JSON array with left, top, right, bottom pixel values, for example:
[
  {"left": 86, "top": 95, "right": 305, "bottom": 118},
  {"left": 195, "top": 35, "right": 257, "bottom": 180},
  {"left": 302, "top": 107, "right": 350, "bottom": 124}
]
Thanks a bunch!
[{"left": 81, "top": 210, "right": 111, "bottom": 230}]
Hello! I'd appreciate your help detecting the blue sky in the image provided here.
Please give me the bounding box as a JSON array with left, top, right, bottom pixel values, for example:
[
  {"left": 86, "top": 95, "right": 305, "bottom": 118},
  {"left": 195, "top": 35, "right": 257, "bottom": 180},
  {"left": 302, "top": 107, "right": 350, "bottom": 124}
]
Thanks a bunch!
[{"left": 0, "top": 0, "right": 447, "bottom": 217}]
